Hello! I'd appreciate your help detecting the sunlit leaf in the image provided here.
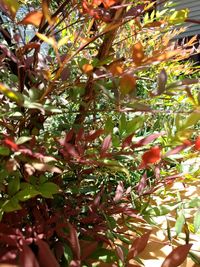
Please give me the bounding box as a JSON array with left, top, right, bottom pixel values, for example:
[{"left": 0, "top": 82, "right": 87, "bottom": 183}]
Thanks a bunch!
[
  {"left": 0, "top": 83, "right": 24, "bottom": 105},
  {"left": 161, "top": 244, "right": 192, "bottom": 267},
  {"left": 82, "top": 64, "right": 93, "bottom": 74},
  {"left": 0, "top": 0, "right": 20, "bottom": 19},
  {"left": 169, "top": 9, "right": 189, "bottom": 25},
  {"left": 36, "top": 32, "right": 56, "bottom": 46},
  {"left": 132, "top": 42, "right": 145, "bottom": 66},
  {"left": 18, "top": 11, "right": 43, "bottom": 27},
  {"left": 193, "top": 209, "right": 200, "bottom": 232},
  {"left": 32, "top": 162, "right": 62, "bottom": 173},
  {"left": 16, "top": 184, "right": 39, "bottom": 201},
  {"left": 175, "top": 212, "right": 185, "bottom": 235}
]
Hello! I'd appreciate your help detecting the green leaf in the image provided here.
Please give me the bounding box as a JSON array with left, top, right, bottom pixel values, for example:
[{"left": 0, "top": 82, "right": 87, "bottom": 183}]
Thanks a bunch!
[
  {"left": 2, "top": 197, "right": 22, "bottom": 212},
  {"left": 186, "top": 198, "right": 200, "bottom": 208},
  {"left": 169, "top": 9, "right": 189, "bottom": 25},
  {"left": 105, "top": 117, "right": 114, "bottom": 133},
  {"left": 0, "top": 83, "right": 24, "bottom": 105},
  {"left": 0, "top": 146, "right": 10, "bottom": 156},
  {"left": 183, "top": 112, "right": 200, "bottom": 129},
  {"left": 8, "top": 177, "right": 20, "bottom": 196},
  {"left": 189, "top": 252, "right": 200, "bottom": 265},
  {"left": 16, "top": 184, "right": 39, "bottom": 201},
  {"left": 119, "top": 114, "right": 126, "bottom": 134},
  {"left": 146, "top": 203, "right": 179, "bottom": 216},
  {"left": 63, "top": 244, "right": 73, "bottom": 265},
  {"left": 23, "top": 100, "right": 44, "bottom": 112},
  {"left": 193, "top": 209, "right": 200, "bottom": 233},
  {"left": 126, "top": 117, "right": 144, "bottom": 134},
  {"left": 38, "top": 182, "right": 60, "bottom": 198},
  {"left": 175, "top": 212, "right": 185, "bottom": 235},
  {"left": 91, "top": 248, "right": 117, "bottom": 263}
]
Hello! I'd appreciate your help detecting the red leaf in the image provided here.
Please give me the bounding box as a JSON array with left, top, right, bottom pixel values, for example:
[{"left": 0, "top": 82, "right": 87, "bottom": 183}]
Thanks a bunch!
[
  {"left": 81, "top": 242, "right": 98, "bottom": 260},
  {"left": 100, "top": 134, "right": 112, "bottom": 156},
  {"left": 122, "top": 133, "right": 135, "bottom": 149},
  {"left": 194, "top": 136, "right": 200, "bottom": 150},
  {"left": 19, "top": 243, "right": 40, "bottom": 267},
  {"left": 127, "top": 231, "right": 151, "bottom": 260},
  {"left": 85, "top": 129, "right": 104, "bottom": 142},
  {"left": 68, "top": 223, "right": 81, "bottom": 260},
  {"left": 132, "top": 133, "right": 163, "bottom": 148},
  {"left": 64, "top": 143, "right": 80, "bottom": 158},
  {"left": 102, "top": 0, "right": 118, "bottom": 8},
  {"left": 64, "top": 129, "right": 75, "bottom": 143},
  {"left": 4, "top": 138, "right": 18, "bottom": 151},
  {"left": 35, "top": 239, "right": 59, "bottom": 267},
  {"left": 140, "top": 146, "right": 161, "bottom": 168},
  {"left": 113, "top": 181, "right": 124, "bottom": 202},
  {"left": 137, "top": 172, "right": 147, "bottom": 195},
  {"left": 164, "top": 144, "right": 188, "bottom": 157},
  {"left": 115, "top": 246, "right": 124, "bottom": 262},
  {"left": 18, "top": 11, "right": 43, "bottom": 27},
  {"left": 161, "top": 244, "right": 192, "bottom": 267}
]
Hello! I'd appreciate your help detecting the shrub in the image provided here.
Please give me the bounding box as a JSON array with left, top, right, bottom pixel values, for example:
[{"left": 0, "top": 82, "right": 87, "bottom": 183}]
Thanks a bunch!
[{"left": 0, "top": 0, "right": 199, "bottom": 266}]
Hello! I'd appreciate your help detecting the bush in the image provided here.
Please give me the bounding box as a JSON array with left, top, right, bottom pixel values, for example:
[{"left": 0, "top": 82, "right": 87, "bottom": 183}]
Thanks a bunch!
[{"left": 0, "top": 0, "right": 200, "bottom": 266}]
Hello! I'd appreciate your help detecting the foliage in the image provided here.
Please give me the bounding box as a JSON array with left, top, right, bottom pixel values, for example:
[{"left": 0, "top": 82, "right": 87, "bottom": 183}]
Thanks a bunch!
[{"left": 0, "top": 0, "right": 200, "bottom": 266}]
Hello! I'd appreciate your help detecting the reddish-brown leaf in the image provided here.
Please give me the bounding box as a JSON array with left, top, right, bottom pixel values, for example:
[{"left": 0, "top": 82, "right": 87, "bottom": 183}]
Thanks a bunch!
[
  {"left": 115, "top": 246, "right": 124, "bottom": 262},
  {"left": 125, "top": 4, "right": 144, "bottom": 18},
  {"left": 108, "top": 61, "right": 124, "bottom": 76},
  {"left": 144, "top": 50, "right": 178, "bottom": 64},
  {"left": 85, "top": 129, "right": 104, "bottom": 142},
  {"left": 35, "top": 239, "right": 59, "bottom": 267},
  {"left": 19, "top": 243, "right": 39, "bottom": 267},
  {"left": 81, "top": 242, "right": 98, "bottom": 260},
  {"left": 113, "top": 181, "right": 124, "bottom": 202},
  {"left": 120, "top": 74, "right": 136, "bottom": 95},
  {"left": 132, "top": 133, "right": 163, "bottom": 148},
  {"left": 164, "top": 144, "right": 187, "bottom": 157},
  {"left": 68, "top": 223, "right": 81, "bottom": 260},
  {"left": 161, "top": 244, "right": 192, "bottom": 267},
  {"left": 122, "top": 133, "right": 135, "bottom": 149},
  {"left": 100, "top": 134, "right": 112, "bottom": 156},
  {"left": 18, "top": 11, "right": 43, "bottom": 27},
  {"left": 132, "top": 42, "right": 145, "bottom": 66},
  {"left": 137, "top": 172, "right": 147, "bottom": 195},
  {"left": 127, "top": 231, "right": 151, "bottom": 260}
]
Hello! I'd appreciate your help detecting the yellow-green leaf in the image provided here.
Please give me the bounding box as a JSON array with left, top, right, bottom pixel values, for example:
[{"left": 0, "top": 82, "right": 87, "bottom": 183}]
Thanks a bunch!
[
  {"left": 0, "top": 0, "right": 20, "bottom": 19},
  {"left": 169, "top": 9, "right": 189, "bottom": 25},
  {"left": 0, "top": 83, "right": 24, "bottom": 105}
]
